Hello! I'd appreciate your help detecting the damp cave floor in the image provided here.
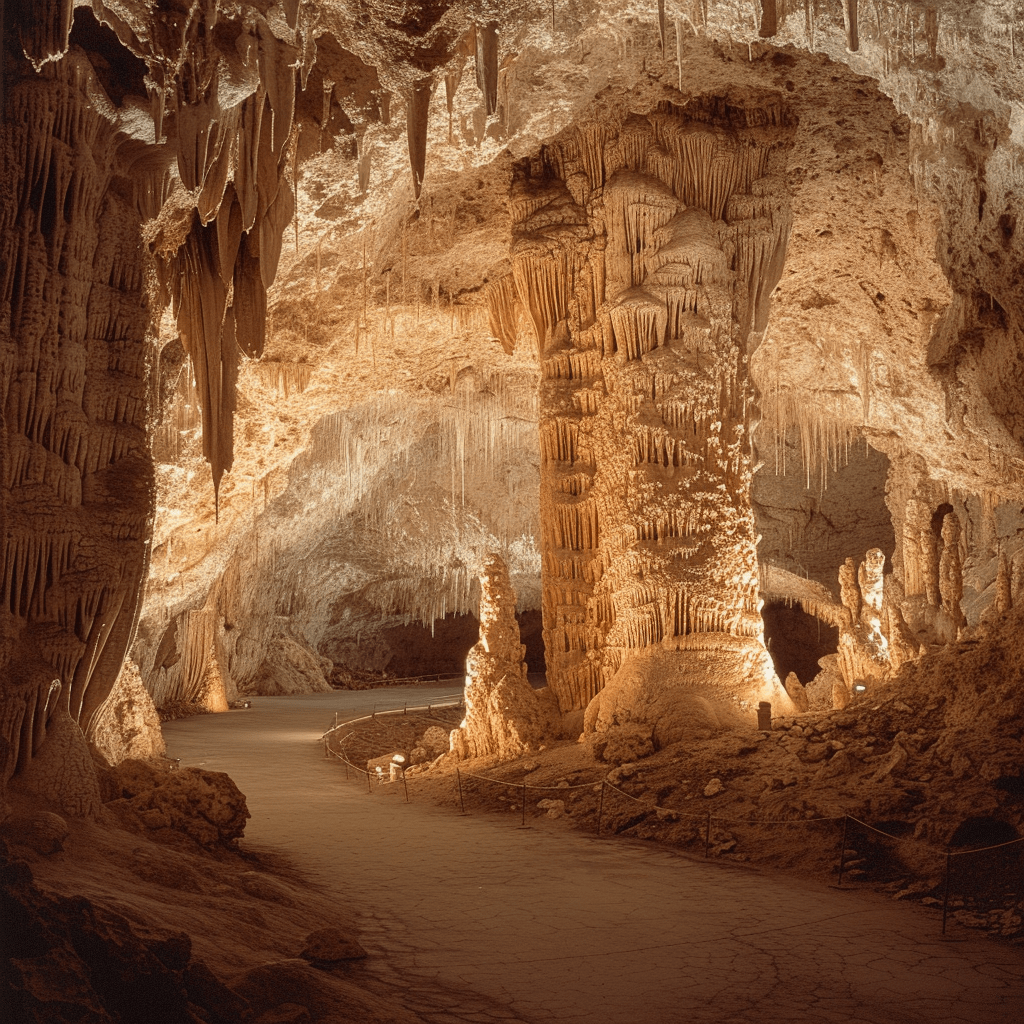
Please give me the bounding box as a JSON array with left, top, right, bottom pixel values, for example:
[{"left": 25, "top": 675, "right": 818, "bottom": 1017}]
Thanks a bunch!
[{"left": 163, "top": 686, "right": 1024, "bottom": 1024}]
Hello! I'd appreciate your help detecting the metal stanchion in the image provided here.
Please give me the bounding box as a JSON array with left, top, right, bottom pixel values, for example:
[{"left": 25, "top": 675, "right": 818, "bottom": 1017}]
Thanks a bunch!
[
  {"left": 704, "top": 812, "right": 712, "bottom": 858},
  {"left": 837, "top": 815, "right": 850, "bottom": 888},
  {"left": 942, "top": 850, "right": 952, "bottom": 935},
  {"left": 457, "top": 768, "right": 466, "bottom": 814},
  {"left": 366, "top": 769, "right": 373, "bottom": 794},
  {"left": 402, "top": 769, "right": 410, "bottom": 803},
  {"left": 521, "top": 782, "right": 527, "bottom": 826},
  {"left": 596, "top": 781, "right": 606, "bottom": 835}
]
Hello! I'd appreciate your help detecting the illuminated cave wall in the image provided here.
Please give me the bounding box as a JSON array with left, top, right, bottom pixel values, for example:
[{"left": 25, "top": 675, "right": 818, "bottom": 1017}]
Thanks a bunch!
[{"left": 4, "top": 0, "right": 1024, "bottom": 776}]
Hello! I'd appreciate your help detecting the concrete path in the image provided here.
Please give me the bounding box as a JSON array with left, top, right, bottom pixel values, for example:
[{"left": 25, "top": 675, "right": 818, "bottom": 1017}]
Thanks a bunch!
[{"left": 164, "top": 687, "right": 1024, "bottom": 1024}]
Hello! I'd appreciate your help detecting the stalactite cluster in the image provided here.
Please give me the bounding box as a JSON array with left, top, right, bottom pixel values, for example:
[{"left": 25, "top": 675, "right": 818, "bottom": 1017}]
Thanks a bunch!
[
  {"left": 487, "top": 91, "right": 796, "bottom": 716},
  {"left": 145, "top": 9, "right": 303, "bottom": 504}
]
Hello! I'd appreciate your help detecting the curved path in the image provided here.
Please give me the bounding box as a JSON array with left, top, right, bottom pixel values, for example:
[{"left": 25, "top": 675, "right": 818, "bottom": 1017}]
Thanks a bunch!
[{"left": 164, "top": 687, "right": 1024, "bottom": 1024}]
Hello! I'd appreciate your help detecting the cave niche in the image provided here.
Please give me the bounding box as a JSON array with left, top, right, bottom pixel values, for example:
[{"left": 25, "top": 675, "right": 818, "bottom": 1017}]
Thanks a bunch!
[{"left": 762, "top": 601, "right": 838, "bottom": 684}]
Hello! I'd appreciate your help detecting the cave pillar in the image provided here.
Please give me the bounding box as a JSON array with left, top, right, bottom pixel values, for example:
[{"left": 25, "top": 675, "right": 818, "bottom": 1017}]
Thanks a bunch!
[
  {"left": 1, "top": 44, "right": 152, "bottom": 782},
  {"left": 495, "top": 95, "right": 799, "bottom": 737}
]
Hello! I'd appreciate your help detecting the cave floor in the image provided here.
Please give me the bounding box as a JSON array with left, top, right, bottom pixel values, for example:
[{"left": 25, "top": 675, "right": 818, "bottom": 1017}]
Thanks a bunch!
[{"left": 163, "top": 687, "right": 1024, "bottom": 1024}]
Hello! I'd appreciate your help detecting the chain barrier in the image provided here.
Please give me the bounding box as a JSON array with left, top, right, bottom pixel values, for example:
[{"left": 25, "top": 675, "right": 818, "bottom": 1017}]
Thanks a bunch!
[{"left": 322, "top": 708, "right": 1024, "bottom": 935}]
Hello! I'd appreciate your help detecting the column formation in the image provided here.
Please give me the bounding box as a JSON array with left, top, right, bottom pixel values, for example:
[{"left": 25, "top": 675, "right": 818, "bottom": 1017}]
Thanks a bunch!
[{"left": 489, "top": 93, "right": 795, "bottom": 718}]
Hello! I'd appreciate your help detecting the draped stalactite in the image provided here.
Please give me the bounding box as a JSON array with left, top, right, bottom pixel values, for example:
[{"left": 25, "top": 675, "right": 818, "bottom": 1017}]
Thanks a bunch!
[
  {"left": 147, "top": 9, "right": 298, "bottom": 505},
  {"left": 494, "top": 93, "right": 795, "bottom": 716}
]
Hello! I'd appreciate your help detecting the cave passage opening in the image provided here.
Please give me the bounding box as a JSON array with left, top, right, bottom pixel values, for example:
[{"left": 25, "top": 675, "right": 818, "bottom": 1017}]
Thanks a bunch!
[{"left": 762, "top": 601, "right": 838, "bottom": 684}]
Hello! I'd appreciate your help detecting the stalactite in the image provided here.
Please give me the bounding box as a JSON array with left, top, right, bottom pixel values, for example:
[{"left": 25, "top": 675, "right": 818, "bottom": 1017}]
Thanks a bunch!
[
  {"left": 995, "top": 550, "right": 1013, "bottom": 615},
  {"left": 407, "top": 77, "right": 433, "bottom": 200},
  {"left": 843, "top": 0, "right": 860, "bottom": 52},
  {"left": 475, "top": 22, "right": 499, "bottom": 116},
  {"left": 485, "top": 275, "right": 520, "bottom": 354}
]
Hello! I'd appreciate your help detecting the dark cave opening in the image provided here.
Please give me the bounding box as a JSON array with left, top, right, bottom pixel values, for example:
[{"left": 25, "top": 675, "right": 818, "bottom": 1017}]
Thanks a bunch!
[
  {"left": 377, "top": 609, "right": 545, "bottom": 679},
  {"left": 762, "top": 601, "right": 838, "bottom": 684},
  {"left": 949, "top": 817, "right": 1020, "bottom": 849},
  {"left": 69, "top": 8, "right": 148, "bottom": 107}
]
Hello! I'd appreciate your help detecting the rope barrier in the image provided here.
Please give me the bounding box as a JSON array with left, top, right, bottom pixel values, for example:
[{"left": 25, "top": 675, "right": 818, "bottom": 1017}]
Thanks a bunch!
[
  {"left": 323, "top": 712, "right": 1024, "bottom": 935},
  {"left": 602, "top": 781, "right": 842, "bottom": 826},
  {"left": 458, "top": 771, "right": 602, "bottom": 791},
  {"left": 947, "top": 834, "right": 1024, "bottom": 857}
]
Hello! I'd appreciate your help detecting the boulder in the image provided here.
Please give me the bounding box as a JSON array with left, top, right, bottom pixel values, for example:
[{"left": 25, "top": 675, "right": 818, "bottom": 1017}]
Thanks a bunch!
[
  {"left": 1, "top": 812, "right": 70, "bottom": 855},
  {"left": 298, "top": 928, "right": 367, "bottom": 965}
]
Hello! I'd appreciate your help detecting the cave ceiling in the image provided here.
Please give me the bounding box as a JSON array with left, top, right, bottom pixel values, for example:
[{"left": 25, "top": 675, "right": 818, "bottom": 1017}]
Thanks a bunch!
[{"left": 3, "top": 0, "right": 1024, "bottom": 766}]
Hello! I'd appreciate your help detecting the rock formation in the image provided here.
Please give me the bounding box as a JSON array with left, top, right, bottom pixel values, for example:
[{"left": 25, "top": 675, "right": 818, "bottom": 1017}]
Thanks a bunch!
[
  {"left": 2, "top": 0, "right": 1024, "bottom": 787},
  {"left": 451, "top": 554, "right": 557, "bottom": 760}
]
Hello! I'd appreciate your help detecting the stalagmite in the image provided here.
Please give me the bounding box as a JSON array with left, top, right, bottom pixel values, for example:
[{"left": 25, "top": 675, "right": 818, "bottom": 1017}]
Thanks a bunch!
[
  {"left": 939, "top": 512, "right": 966, "bottom": 630},
  {"left": 450, "top": 555, "right": 557, "bottom": 760}
]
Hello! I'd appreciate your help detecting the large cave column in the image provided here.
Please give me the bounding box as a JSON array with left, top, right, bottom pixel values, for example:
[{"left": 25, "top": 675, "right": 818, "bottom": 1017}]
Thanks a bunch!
[
  {"left": 501, "top": 94, "right": 798, "bottom": 737},
  {"left": 0, "top": 40, "right": 152, "bottom": 788}
]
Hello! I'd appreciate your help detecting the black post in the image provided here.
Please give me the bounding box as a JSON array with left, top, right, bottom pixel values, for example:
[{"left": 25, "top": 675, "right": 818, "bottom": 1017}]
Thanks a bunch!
[
  {"left": 457, "top": 768, "right": 466, "bottom": 814},
  {"left": 942, "top": 850, "right": 952, "bottom": 935},
  {"left": 366, "top": 769, "right": 372, "bottom": 794},
  {"left": 704, "top": 812, "right": 712, "bottom": 858},
  {"left": 402, "top": 769, "right": 410, "bottom": 803},
  {"left": 837, "top": 815, "right": 850, "bottom": 887},
  {"left": 521, "top": 781, "right": 527, "bottom": 826},
  {"left": 597, "top": 781, "right": 605, "bottom": 835}
]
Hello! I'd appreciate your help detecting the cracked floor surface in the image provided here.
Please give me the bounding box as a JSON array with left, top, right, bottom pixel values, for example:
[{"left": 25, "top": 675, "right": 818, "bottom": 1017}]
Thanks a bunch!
[{"left": 163, "top": 687, "right": 1024, "bottom": 1023}]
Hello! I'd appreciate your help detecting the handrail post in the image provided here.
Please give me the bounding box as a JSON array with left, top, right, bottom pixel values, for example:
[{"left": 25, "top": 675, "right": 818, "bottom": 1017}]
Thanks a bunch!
[
  {"left": 596, "top": 780, "right": 605, "bottom": 835},
  {"left": 402, "top": 769, "right": 410, "bottom": 803},
  {"left": 942, "top": 850, "right": 952, "bottom": 934},
  {"left": 366, "top": 769, "right": 372, "bottom": 794},
  {"left": 457, "top": 768, "right": 466, "bottom": 814},
  {"left": 704, "top": 812, "right": 712, "bottom": 858},
  {"left": 837, "top": 815, "right": 850, "bottom": 887},
  {"left": 521, "top": 781, "right": 527, "bottom": 826}
]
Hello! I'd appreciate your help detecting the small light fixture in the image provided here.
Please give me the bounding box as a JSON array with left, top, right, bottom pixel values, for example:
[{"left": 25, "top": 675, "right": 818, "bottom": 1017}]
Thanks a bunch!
[{"left": 853, "top": 682, "right": 867, "bottom": 694}]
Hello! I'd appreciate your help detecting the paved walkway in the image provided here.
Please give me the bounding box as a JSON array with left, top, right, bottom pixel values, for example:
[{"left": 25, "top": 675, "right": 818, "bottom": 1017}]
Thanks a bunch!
[{"left": 163, "top": 687, "right": 1024, "bottom": 1024}]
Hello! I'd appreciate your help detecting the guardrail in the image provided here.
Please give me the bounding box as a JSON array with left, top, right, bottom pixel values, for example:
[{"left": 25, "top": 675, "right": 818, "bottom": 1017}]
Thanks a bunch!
[{"left": 321, "top": 708, "right": 1024, "bottom": 937}]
